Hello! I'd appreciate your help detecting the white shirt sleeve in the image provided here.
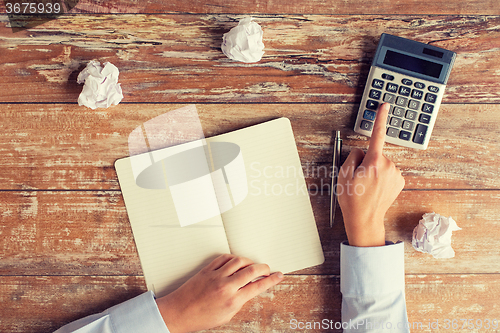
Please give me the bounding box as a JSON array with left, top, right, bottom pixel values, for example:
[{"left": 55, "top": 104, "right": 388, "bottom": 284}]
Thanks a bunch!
[
  {"left": 340, "top": 241, "right": 409, "bottom": 333},
  {"left": 53, "top": 291, "right": 170, "bottom": 333}
]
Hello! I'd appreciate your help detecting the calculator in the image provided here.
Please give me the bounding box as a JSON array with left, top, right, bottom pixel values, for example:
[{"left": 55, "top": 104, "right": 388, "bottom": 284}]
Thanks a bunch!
[{"left": 354, "top": 33, "right": 456, "bottom": 149}]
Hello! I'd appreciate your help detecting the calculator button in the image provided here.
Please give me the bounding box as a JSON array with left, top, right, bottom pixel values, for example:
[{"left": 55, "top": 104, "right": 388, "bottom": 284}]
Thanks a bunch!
[
  {"left": 386, "top": 83, "right": 398, "bottom": 93},
  {"left": 390, "top": 117, "right": 403, "bottom": 128},
  {"left": 396, "top": 96, "right": 408, "bottom": 107},
  {"left": 405, "top": 110, "right": 417, "bottom": 120},
  {"left": 411, "top": 89, "right": 423, "bottom": 100},
  {"left": 419, "top": 113, "right": 431, "bottom": 124},
  {"left": 399, "top": 130, "right": 412, "bottom": 141},
  {"left": 402, "top": 120, "right": 415, "bottom": 131},
  {"left": 372, "top": 79, "right": 384, "bottom": 89},
  {"left": 414, "top": 82, "right": 425, "bottom": 89},
  {"left": 398, "top": 86, "right": 411, "bottom": 97},
  {"left": 369, "top": 89, "right": 382, "bottom": 100},
  {"left": 428, "top": 85, "right": 439, "bottom": 93},
  {"left": 383, "top": 93, "right": 396, "bottom": 104},
  {"left": 422, "top": 103, "right": 434, "bottom": 114},
  {"left": 382, "top": 73, "right": 395, "bottom": 81},
  {"left": 363, "top": 110, "right": 376, "bottom": 121},
  {"left": 401, "top": 78, "right": 413, "bottom": 86},
  {"left": 387, "top": 127, "right": 399, "bottom": 137},
  {"left": 413, "top": 124, "right": 428, "bottom": 144},
  {"left": 393, "top": 107, "right": 405, "bottom": 117},
  {"left": 408, "top": 100, "right": 420, "bottom": 110},
  {"left": 366, "top": 99, "right": 379, "bottom": 110},
  {"left": 425, "top": 93, "right": 438, "bottom": 103},
  {"left": 360, "top": 120, "right": 373, "bottom": 131}
]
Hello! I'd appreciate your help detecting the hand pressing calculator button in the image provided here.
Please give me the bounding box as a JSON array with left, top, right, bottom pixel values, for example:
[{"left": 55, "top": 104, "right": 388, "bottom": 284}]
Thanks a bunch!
[{"left": 354, "top": 33, "right": 456, "bottom": 150}]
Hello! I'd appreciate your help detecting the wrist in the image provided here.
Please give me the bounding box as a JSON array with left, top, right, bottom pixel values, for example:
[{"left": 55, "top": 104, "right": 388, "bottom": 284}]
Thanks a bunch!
[
  {"left": 344, "top": 217, "right": 385, "bottom": 247},
  {"left": 155, "top": 294, "right": 185, "bottom": 333}
]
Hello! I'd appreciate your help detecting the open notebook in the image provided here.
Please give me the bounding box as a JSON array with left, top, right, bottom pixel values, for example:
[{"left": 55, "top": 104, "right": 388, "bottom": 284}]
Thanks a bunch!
[{"left": 115, "top": 117, "right": 324, "bottom": 298}]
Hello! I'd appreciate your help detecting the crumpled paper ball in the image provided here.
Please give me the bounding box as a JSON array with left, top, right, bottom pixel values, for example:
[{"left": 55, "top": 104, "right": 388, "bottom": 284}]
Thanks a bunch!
[
  {"left": 412, "top": 212, "right": 461, "bottom": 259},
  {"left": 221, "top": 17, "right": 265, "bottom": 63},
  {"left": 77, "top": 60, "right": 123, "bottom": 110}
]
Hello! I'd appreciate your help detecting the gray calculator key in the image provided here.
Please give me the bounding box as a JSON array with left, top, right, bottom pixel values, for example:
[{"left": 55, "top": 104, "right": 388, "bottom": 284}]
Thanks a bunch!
[
  {"left": 390, "top": 117, "right": 402, "bottom": 128},
  {"left": 366, "top": 99, "right": 379, "bottom": 110},
  {"left": 372, "top": 79, "right": 384, "bottom": 89},
  {"left": 408, "top": 100, "right": 420, "bottom": 110},
  {"left": 387, "top": 127, "right": 399, "bottom": 137},
  {"left": 369, "top": 89, "right": 382, "bottom": 100},
  {"left": 402, "top": 120, "right": 415, "bottom": 131},
  {"left": 396, "top": 96, "right": 408, "bottom": 107},
  {"left": 399, "top": 130, "right": 411, "bottom": 141},
  {"left": 419, "top": 113, "right": 431, "bottom": 124},
  {"left": 360, "top": 120, "right": 373, "bottom": 131},
  {"left": 413, "top": 124, "right": 428, "bottom": 144},
  {"left": 386, "top": 83, "right": 398, "bottom": 93},
  {"left": 398, "top": 86, "right": 411, "bottom": 97},
  {"left": 425, "top": 93, "right": 437, "bottom": 103},
  {"left": 405, "top": 110, "right": 417, "bottom": 120},
  {"left": 383, "top": 93, "right": 396, "bottom": 104},
  {"left": 422, "top": 103, "right": 434, "bottom": 114},
  {"left": 393, "top": 106, "right": 405, "bottom": 117}
]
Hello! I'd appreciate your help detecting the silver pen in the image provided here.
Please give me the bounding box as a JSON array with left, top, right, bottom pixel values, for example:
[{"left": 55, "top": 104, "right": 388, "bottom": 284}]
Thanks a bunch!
[{"left": 330, "top": 130, "right": 342, "bottom": 227}]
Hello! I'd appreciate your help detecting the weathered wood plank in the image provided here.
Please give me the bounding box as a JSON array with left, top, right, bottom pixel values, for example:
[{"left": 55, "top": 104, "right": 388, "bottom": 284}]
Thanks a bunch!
[
  {"left": 1, "top": 274, "right": 499, "bottom": 332},
  {"left": 0, "top": 191, "right": 142, "bottom": 276},
  {"left": 1, "top": 15, "right": 499, "bottom": 103},
  {"left": 1, "top": 190, "right": 499, "bottom": 276},
  {"left": 0, "top": 275, "right": 147, "bottom": 333},
  {"left": 74, "top": 0, "right": 500, "bottom": 15},
  {"left": 1, "top": 0, "right": 498, "bottom": 15},
  {"left": 0, "top": 104, "right": 499, "bottom": 190}
]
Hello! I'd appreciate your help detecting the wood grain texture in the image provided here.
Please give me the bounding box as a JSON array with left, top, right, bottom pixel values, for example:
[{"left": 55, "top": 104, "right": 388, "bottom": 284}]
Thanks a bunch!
[
  {"left": 1, "top": 0, "right": 497, "bottom": 15},
  {"left": 1, "top": 15, "right": 499, "bottom": 103},
  {"left": 1, "top": 190, "right": 499, "bottom": 276},
  {"left": 1, "top": 3, "right": 499, "bottom": 332},
  {"left": 1, "top": 274, "right": 499, "bottom": 333},
  {"left": 0, "top": 104, "right": 499, "bottom": 190}
]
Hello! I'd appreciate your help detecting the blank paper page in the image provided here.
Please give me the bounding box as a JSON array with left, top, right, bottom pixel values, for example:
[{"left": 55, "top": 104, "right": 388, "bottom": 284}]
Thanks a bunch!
[
  {"left": 115, "top": 155, "right": 230, "bottom": 298},
  {"left": 208, "top": 118, "right": 325, "bottom": 274}
]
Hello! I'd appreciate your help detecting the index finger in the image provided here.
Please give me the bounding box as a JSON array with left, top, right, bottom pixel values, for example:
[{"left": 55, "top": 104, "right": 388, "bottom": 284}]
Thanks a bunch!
[
  {"left": 238, "top": 272, "right": 283, "bottom": 301},
  {"left": 366, "top": 102, "right": 390, "bottom": 157}
]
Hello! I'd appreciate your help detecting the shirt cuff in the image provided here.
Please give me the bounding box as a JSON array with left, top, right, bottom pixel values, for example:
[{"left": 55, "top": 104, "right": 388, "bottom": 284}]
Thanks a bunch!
[
  {"left": 106, "top": 291, "right": 170, "bottom": 333},
  {"left": 340, "top": 241, "right": 405, "bottom": 297}
]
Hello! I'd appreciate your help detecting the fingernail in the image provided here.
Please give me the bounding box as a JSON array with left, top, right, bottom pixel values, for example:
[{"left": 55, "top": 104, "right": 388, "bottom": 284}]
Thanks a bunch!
[{"left": 276, "top": 272, "right": 284, "bottom": 279}]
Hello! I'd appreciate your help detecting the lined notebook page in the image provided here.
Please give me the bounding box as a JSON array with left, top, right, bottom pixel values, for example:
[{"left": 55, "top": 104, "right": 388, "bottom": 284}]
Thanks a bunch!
[
  {"left": 115, "top": 156, "right": 230, "bottom": 298},
  {"left": 209, "top": 118, "right": 325, "bottom": 274}
]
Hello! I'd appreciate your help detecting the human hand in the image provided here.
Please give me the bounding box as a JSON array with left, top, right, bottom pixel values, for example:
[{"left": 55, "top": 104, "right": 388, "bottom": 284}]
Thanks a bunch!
[
  {"left": 338, "top": 103, "right": 405, "bottom": 247},
  {"left": 155, "top": 254, "right": 284, "bottom": 333}
]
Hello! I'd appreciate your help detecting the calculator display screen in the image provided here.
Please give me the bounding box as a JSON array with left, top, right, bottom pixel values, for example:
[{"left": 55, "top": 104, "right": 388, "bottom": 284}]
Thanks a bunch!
[{"left": 383, "top": 50, "right": 443, "bottom": 79}]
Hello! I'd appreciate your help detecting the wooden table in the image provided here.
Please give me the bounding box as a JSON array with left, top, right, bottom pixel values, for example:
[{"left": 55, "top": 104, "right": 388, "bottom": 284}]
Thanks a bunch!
[{"left": 1, "top": 1, "right": 499, "bottom": 332}]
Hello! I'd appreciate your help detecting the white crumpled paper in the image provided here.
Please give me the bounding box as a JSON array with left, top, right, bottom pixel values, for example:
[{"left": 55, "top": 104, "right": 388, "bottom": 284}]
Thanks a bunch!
[
  {"left": 412, "top": 212, "right": 461, "bottom": 259},
  {"left": 77, "top": 60, "right": 123, "bottom": 110},
  {"left": 221, "top": 17, "right": 265, "bottom": 63}
]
